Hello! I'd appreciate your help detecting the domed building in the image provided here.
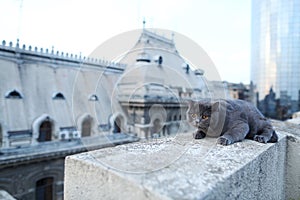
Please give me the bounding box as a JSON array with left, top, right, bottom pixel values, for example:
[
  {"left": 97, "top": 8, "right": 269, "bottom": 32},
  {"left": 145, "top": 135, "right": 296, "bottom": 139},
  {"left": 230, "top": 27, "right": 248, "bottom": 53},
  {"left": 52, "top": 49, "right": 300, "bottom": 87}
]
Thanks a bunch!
[{"left": 114, "top": 29, "right": 206, "bottom": 138}]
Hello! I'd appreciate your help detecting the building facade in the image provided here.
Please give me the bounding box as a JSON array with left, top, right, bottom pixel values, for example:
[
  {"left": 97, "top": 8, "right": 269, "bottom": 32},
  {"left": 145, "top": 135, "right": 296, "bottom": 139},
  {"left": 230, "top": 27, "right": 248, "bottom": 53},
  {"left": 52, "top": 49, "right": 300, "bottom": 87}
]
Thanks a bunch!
[
  {"left": 0, "top": 39, "right": 135, "bottom": 199},
  {"left": 251, "top": 0, "right": 300, "bottom": 114},
  {"left": 116, "top": 29, "right": 206, "bottom": 138},
  {"left": 224, "top": 81, "right": 255, "bottom": 103},
  {"left": 0, "top": 29, "right": 206, "bottom": 199}
]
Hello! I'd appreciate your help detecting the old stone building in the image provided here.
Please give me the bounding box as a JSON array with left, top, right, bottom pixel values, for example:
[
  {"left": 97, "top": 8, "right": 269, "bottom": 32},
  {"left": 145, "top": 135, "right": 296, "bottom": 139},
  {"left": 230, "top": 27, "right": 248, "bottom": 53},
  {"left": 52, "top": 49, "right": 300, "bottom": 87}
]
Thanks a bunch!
[
  {"left": 115, "top": 29, "right": 206, "bottom": 138},
  {"left": 0, "top": 39, "right": 133, "bottom": 199},
  {"left": 0, "top": 29, "right": 206, "bottom": 199}
]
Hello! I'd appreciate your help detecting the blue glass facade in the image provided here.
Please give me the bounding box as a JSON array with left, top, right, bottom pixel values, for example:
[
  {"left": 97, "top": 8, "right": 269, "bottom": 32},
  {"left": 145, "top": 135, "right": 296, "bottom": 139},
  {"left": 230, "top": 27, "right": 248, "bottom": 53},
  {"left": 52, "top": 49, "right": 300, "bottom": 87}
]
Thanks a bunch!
[{"left": 251, "top": 0, "right": 300, "bottom": 104}]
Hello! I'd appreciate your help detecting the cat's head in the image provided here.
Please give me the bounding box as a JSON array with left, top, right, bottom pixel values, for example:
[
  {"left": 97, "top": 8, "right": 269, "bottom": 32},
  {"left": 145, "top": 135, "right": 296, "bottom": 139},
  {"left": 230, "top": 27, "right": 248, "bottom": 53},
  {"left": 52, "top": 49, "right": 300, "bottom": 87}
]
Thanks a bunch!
[{"left": 186, "top": 99, "right": 220, "bottom": 134}]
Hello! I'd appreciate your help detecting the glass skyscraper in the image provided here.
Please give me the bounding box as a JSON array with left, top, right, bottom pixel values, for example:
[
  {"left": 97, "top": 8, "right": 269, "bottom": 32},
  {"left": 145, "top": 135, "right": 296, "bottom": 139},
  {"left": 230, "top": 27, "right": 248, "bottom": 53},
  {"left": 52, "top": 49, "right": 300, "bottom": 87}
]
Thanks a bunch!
[{"left": 251, "top": 0, "right": 300, "bottom": 111}]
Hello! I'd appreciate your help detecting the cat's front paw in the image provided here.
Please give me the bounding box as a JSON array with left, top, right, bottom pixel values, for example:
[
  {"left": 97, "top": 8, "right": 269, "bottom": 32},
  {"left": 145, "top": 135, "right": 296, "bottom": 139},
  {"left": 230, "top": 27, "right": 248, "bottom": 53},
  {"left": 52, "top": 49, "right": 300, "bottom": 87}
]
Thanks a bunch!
[
  {"left": 193, "top": 131, "right": 206, "bottom": 139},
  {"left": 253, "top": 135, "right": 268, "bottom": 143},
  {"left": 217, "top": 136, "right": 233, "bottom": 146}
]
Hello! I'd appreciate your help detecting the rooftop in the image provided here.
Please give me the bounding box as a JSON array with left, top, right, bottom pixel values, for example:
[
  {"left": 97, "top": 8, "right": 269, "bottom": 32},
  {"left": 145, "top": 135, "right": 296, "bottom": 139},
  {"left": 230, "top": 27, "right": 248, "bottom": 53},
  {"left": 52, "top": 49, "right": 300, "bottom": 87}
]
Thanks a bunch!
[{"left": 0, "top": 134, "right": 138, "bottom": 168}]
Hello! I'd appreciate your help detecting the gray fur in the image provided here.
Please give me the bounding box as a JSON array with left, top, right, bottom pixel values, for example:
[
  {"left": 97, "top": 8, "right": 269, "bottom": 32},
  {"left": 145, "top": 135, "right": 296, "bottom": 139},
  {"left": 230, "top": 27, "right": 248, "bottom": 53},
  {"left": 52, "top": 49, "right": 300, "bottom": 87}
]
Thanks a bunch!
[{"left": 186, "top": 99, "right": 278, "bottom": 145}]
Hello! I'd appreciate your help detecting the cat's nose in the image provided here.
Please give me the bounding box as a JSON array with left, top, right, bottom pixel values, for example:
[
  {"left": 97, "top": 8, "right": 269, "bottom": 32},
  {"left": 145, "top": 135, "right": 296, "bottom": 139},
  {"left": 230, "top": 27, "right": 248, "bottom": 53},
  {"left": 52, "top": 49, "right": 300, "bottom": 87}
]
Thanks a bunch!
[{"left": 193, "top": 119, "right": 200, "bottom": 126}]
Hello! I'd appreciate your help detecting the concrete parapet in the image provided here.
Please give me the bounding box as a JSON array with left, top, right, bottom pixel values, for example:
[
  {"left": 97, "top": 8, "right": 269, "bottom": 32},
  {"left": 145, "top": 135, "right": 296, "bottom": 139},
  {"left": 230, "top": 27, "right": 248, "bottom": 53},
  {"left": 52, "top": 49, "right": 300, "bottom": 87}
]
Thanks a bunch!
[
  {"left": 64, "top": 122, "right": 296, "bottom": 199},
  {"left": 0, "top": 190, "right": 16, "bottom": 200},
  {"left": 272, "top": 121, "right": 300, "bottom": 200}
]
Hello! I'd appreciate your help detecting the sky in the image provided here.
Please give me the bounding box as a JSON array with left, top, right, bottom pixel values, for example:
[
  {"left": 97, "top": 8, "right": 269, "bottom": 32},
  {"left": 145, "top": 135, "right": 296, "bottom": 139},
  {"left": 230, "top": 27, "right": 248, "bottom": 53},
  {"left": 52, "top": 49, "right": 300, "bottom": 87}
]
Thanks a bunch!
[{"left": 0, "top": 0, "right": 251, "bottom": 83}]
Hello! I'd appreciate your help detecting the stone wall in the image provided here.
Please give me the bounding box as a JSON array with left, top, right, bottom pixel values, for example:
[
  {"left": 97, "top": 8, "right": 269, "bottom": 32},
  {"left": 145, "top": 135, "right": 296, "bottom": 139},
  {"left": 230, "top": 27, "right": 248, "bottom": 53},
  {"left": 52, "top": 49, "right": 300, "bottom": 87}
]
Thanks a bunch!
[
  {"left": 0, "top": 44, "right": 123, "bottom": 148},
  {"left": 0, "top": 158, "right": 64, "bottom": 200},
  {"left": 64, "top": 121, "right": 300, "bottom": 199},
  {"left": 272, "top": 120, "right": 300, "bottom": 200}
]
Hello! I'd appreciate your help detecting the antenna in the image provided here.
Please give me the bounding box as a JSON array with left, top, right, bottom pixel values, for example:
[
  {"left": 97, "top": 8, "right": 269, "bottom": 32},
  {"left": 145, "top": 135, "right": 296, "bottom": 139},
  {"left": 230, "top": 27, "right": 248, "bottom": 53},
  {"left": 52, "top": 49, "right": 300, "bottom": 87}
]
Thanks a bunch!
[{"left": 17, "top": 0, "right": 24, "bottom": 40}]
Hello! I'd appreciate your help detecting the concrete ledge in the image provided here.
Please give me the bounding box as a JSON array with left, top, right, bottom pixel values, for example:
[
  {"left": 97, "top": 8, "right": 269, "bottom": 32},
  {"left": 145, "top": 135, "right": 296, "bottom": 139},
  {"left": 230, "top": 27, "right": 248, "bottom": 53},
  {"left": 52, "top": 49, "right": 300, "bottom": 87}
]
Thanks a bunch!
[
  {"left": 65, "top": 129, "right": 288, "bottom": 199},
  {"left": 272, "top": 121, "right": 300, "bottom": 200},
  {"left": 0, "top": 190, "right": 16, "bottom": 200}
]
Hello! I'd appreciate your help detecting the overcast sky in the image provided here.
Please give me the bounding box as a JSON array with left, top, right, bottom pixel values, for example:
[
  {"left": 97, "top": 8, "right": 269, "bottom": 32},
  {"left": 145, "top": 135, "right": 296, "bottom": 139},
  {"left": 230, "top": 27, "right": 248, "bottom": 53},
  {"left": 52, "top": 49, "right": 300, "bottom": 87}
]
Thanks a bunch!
[{"left": 0, "top": 0, "right": 251, "bottom": 83}]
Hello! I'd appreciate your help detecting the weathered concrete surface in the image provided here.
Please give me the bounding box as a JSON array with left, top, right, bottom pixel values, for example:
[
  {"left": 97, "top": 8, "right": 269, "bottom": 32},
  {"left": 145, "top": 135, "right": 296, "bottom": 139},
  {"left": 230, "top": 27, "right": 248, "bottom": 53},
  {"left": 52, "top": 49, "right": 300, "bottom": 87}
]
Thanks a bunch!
[
  {"left": 273, "top": 120, "right": 300, "bottom": 200},
  {"left": 0, "top": 190, "right": 16, "bottom": 200},
  {"left": 65, "top": 130, "right": 287, "bottom": 200}
]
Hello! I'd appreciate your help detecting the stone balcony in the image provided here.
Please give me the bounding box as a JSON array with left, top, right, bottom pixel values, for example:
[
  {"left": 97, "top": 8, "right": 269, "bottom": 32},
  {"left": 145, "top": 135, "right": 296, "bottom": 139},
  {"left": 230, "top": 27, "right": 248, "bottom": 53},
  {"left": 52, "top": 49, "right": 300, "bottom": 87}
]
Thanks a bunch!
[{"left": 64, "top": 120, "right": 300, "bottom": 200}]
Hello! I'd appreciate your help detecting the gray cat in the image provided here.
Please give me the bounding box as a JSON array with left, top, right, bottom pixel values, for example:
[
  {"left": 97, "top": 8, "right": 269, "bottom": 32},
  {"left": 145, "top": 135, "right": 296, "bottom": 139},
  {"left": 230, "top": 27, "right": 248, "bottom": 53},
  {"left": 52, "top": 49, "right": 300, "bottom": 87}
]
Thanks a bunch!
[{"left": 187, "top": 99, "right": 278, "bottom": 145}]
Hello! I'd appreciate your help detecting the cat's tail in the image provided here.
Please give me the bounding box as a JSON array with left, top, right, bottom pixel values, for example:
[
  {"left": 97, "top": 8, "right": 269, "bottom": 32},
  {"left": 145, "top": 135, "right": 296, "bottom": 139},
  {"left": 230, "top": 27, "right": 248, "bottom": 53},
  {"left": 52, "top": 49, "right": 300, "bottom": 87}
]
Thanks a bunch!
[{"left": 268, "top": 130, "right": 278, "bottom": 143}]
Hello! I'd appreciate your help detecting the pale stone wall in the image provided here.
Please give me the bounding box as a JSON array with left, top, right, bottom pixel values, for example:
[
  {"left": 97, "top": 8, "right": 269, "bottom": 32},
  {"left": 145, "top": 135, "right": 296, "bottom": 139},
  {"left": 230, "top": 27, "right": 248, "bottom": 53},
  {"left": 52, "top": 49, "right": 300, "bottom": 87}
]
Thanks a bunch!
[
  {"left": 64, "top": 122, "right": 299, "bottom": 200},
  {"left": 0, "top": 46, "right": 123, "bottom": 148}
]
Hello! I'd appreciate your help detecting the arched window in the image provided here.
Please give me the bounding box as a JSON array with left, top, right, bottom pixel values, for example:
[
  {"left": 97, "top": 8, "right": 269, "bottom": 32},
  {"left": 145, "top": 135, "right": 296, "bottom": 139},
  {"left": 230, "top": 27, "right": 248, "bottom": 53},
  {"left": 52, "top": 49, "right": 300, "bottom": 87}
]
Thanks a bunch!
[
  {"left": 113, "top": 115, "right": 125, "bottom": 134},
  {"left": 173, "top": 115, "right": 177, "bottom": 121},
  {"left": 88, "top": 94, "right": 98, "bottom": 101},
  {"left": 5, "top": 90, "right": 23, "bottom": 99},
  {"left": 52, "top": 92, "right": 65, "bottom": 100},
  {"left": 154, "top": 55, "right": 163, "bottom": 65},
  {"left": 152, "top": 119, "right": 162, "bottom": 134},
  {"left": 158, "top": 56, "right": 163, "bottom": 65},
  {"left": 167, "top": 115, "right": 172, "bottom": 121},
  {"left": 38, "top": 120, "right": 52, "bottom": 142},
  {"left": 36, "top": 177, "right": 54, "bottom": 200},
  {"left": 113, "top": 117, "right": 122, "bottom": 133},
  {"left": 81, "top": 117, "right": 92, "bottom": 137},
  {"left": 185, "top": 64, "right": 190, "bottom": 74}
]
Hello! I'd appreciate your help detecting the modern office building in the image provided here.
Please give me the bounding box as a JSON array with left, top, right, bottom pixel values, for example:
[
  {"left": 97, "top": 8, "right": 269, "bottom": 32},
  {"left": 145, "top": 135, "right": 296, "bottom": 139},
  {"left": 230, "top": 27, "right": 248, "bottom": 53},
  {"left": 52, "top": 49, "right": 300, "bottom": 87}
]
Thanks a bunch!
[{"left": 251, "top": 0, "right": 300, "bottom": 114}]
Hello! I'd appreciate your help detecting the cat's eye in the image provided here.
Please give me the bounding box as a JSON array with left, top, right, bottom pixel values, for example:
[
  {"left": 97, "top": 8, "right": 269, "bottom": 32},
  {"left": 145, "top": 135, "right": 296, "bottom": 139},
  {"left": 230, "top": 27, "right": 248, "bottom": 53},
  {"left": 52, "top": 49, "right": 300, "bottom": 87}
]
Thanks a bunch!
[
  {"left": 202, "top": 115, "right": 208, "bottom": 120},
  {"left": 191, "top": 114, "right": 197, "bottom": 119}
]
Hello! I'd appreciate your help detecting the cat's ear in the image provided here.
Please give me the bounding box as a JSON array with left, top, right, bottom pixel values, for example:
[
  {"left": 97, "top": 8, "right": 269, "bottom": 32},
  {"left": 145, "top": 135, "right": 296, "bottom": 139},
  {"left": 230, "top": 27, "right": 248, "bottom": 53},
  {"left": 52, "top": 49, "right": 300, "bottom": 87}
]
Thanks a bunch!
[{"left": 211, "top": 101, "right": 220, "bottom": 112}]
